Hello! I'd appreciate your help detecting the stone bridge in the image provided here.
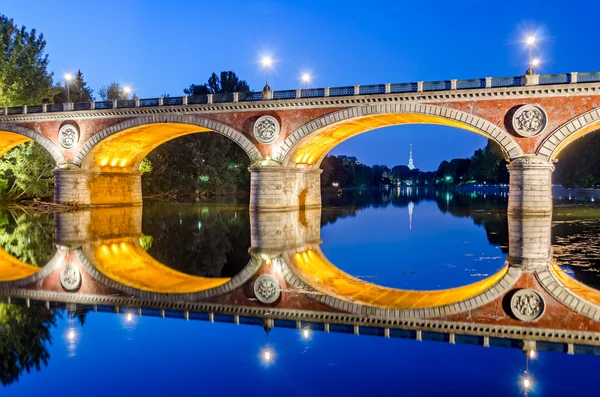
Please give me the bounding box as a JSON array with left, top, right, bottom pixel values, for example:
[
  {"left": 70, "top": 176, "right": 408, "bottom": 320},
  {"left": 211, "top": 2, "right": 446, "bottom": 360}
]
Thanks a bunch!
[
  {"left": 1, "top": 71, "right": 600, "bottom": 212},
  {"left": 1, "top": 207, "right": 600, "bottom": 354}
]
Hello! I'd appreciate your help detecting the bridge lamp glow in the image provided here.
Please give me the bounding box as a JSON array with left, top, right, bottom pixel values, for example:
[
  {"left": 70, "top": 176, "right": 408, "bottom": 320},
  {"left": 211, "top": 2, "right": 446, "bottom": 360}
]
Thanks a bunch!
[
  {"left": 302, "top": 329, "right": 310, "bottom": 339},
  {"left": 123, "top": 86, "right": 132, "bottom": 97},
  {"left": 526, "top": 35, "right": 536, "bottom": 46},
  {"left": 67, "top": 328, "right": 76, "bottom": 341},
  {"left": 528, "top": 349, "right": 537, "bottom": 359},
  {"left": 126, "top": 312, "right": 134, "bottom": 323},
  {"left": 522, "top": 376, "right": 531, "bottom": 390},
  {"left": 64, "top": 73, "right": 73, "bottom": 102},
  {"left": 532, "top": 58, "right": 540, "bottom": 67},
  {"left": 301, "top": 73, "right": 311, "bottom": 89},
  {"left": 261, "top": 56, "right": 273, "bottom": 89}
]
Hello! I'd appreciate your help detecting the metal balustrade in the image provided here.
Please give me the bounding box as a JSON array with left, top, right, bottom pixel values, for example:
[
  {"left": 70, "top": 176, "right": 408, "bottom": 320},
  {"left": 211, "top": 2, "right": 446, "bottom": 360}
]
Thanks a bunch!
[
  {"left": 577, "top": 72, "right": 600, "bottom": 83},
  {"left": 423, "top": 81, "right": 451, "bottom": 91},
  {"left": 273, "top": 89, "right": 297, "bottom": 99},
  {"left": 539, "top": 74, "right": 571, "bottom": 85},
  {"left": 330, "top": 86, "right": 354, "bottom": 96},
  {"left": 2, "top": 71, "right": 599, "bottom": 116},
  {"left": 456, "top": 78, "right": 486, "bottom": 89},
  {"left": 390, "top": 82, "right": 418, "bottom": 93}
]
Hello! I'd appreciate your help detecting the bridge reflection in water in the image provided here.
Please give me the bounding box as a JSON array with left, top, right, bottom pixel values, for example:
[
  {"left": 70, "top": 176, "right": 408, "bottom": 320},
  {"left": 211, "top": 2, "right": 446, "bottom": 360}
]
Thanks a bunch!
[{"left": 0, "top": 203, "right": 599, "bottom": 365}]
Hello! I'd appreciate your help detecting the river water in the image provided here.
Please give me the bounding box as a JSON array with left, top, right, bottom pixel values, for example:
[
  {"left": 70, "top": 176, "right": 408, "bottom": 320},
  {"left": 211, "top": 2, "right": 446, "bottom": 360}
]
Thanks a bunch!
[{"left": 1, "top": 188, "right": 599, "bottom": 395}]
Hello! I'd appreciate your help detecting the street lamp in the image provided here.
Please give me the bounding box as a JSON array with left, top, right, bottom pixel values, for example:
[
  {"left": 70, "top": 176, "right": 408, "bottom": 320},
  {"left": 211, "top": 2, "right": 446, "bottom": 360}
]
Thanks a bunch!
[
  {"left": 64, "top": 73, "right": 73, "bottom": 102},
  {"left": 261, "top": 56, "right": 273, "bottom": 90},
  {"left": 525, "top": 35, "right": 537, "bottom": 75},
  {"left": 123, "top": 86, "right": 132, "bottom": 99},
  {"left": 301, "top": 73, "right": 311, "bottom": 89}
]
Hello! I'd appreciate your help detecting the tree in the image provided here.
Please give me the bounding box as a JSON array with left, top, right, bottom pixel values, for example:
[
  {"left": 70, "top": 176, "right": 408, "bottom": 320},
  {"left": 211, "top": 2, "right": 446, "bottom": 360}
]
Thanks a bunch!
[
  {"left": 0, "top": 15, "right": 55, "bottom": 107},
  {"left": 0, "top": 210, "right": 56, "bottom": 266},
  {"left": 467, "top": 140, "right": 508, "bottom": 184},
  {"left": 98, "top": 82, "right": 132, "bottom": 101},
  {"left": 53, "top": 69, "right": 94, "bottom": 103},
  {"left": 0, "top": 304, "right": 56, "bottom": 386},
  {"left": 0, "top": 141, "right": 55, "bottom": 200},
  {"left": 554, "top": 131, "right": 600, "bottom": 188},
  {"left": 184, "top": 71, "right": 250, "bottom": 95}
]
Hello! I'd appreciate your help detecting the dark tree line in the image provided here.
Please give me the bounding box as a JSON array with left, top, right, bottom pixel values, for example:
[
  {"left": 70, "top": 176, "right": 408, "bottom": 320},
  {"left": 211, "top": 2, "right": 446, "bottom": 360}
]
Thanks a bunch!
[
  {"left": 436, "top": 139, "right": 508, "bottom": 185},
  {"left": 554, "top": 132, "right": 600, "bottom": 188}
]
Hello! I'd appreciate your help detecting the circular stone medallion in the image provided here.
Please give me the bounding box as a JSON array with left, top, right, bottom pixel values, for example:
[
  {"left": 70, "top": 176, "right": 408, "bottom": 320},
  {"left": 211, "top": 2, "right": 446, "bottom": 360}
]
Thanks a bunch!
[
  {"left": 253, "top": 115, "right": 280, "bottom": 144},
  {"left": 253, "top": 274, "right": 281, "bottom": 304},
  {"left": 60, "top": 263, "right": 82, "bottom": 292},
  {"left": 58, "top": 123, "right": 80, "bottom": 149},
  {"left": 510, "top": 289, "right": 545, "bottom": 321},
  {"left": 511, "top": 105, "right": 547, "bottom": 137}
]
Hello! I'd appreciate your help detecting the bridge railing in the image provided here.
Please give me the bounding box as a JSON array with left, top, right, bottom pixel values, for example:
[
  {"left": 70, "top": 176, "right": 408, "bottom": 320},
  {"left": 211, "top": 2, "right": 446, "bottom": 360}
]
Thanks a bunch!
[{"left": 2, "top": 71, "right": 599, "bottom": 116}]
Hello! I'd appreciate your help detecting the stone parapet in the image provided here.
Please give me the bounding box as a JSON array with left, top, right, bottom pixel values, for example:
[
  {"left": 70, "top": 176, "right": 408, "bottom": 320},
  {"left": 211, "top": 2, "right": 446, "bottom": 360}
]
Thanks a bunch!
[
  {"left": 54, "top": 167, "right": 142, "bottom": 206},
  {"left": 249, "top": 166, "right": 322, "bottom": 211},
  {"left": 507, "top": 156, "right": 554, "bottom": 215}
]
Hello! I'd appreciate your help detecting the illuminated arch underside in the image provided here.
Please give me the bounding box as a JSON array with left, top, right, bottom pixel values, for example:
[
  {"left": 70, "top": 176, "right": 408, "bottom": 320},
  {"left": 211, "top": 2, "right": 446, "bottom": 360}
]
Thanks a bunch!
[
  {"left": 0, "top": 131, "right": 32, "bottom": 159},
  {"left": 550, "top": 263, "right": 600, "bottom": 306},
  {"left": 0, "top": 247, "right": 40, "bottom": 282},
  {"left": 290, "top": 249, "right": 508, "bottom": 309},
  {"left": 83, "top": 239, "right": 230, "bottom": 293},
  {"left": 548, "top": 119, "right": 600, "bottom": 160},
  {"left": 81, "top": 123, "right": 212, "bottom": 172},
  {"left": 288, "top": 113, "right": 505, "bottom": 166}
]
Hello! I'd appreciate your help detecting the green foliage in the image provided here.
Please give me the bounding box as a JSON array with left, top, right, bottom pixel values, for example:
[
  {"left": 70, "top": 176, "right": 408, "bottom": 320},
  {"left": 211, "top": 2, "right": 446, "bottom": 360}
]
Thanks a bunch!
[
  {"left": 0, "top": 141, "right": 55, "bottom": 200},
  {"left": 435, "top": 140, "right": 507, "bottom": 185},
  {"left": 142, "top": 133, "right": 250, "bottom": 197},
  {"left": 0, "top": 210, "right": 55, "bottom": 266},
  {"left": 139, "top": 157, "right": 153, "bottom": 174},
  {"left": 554, "top": 132, "right": 600, "bottom": 188},
  {"left": 53, "top": 69, "right": 94, "bottom": 103},
  {"left": 184, "top": 71, "right": 250, "bottom": 96},
  {"left": 98, "top": 82, "right": 133, "bottom": 101},
  {"left": 0, "top": 15, "right": 55, "bottom": 106},
  {"left": 0, "top": 303, "right": 56, "bottom": 386},
  {"left": 139, "top": 235, "right": 153, "bottom": 251}
]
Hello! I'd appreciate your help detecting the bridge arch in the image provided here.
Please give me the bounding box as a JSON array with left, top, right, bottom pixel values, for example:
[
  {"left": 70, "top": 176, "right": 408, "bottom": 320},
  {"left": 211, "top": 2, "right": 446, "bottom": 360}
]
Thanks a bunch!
[
  {"left": 74, "top": 115, "right": 261, "bottom": 172},
  {"left": 278, "top": 103, "right": 524, "bottom": 167},
  {"left": 0, "top": 122, "right": 66, "bottom": 165},
  {"left": 536, "top": 108, "right": 600, "bottom": 161},
  {"left": 0, "top": 247, "right": 67, "bottom": 288}
]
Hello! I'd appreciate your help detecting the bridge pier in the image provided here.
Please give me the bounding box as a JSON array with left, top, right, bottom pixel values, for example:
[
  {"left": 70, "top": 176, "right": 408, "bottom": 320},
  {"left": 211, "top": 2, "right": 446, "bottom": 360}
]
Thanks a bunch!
[
  {"left": 506, "top": 212, "right": 552, "bottom": 271},
  {"left": 249, "top": 166, "right": 321, "bottom": 211},
  {"left": 54, "top": 167, "right": 142, "bottom": 206},
  {"left": 507, "top": 156, "right": 554, "bottom": 215}
]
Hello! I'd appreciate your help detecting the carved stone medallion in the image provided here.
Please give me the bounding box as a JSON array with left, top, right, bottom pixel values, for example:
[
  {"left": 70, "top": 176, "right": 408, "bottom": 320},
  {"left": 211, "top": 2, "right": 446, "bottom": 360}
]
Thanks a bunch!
[
  {"left": 60, "top": 263, "right": 82, "bottom": 292},
  {"left": 510, "top": 289, "right": 544, "bottom": 321},
  {"left": 511, "top": 105, "right": 547, "bottom": 137},
  {"left": 253, "top": 116, "right": 280, "bottom": 144},
  {"left": 253, "top": 274, "right": 281, "bottom": 304},
  {"left": 59, "top": 123, "right": 80, "bottom": 149}
]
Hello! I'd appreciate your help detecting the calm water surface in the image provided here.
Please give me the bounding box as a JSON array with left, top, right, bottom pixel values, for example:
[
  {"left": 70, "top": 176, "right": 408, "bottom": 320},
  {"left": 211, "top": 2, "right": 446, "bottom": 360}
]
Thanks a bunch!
[{"left": 1, "top": 188, "right": 600, "bottom": 396}]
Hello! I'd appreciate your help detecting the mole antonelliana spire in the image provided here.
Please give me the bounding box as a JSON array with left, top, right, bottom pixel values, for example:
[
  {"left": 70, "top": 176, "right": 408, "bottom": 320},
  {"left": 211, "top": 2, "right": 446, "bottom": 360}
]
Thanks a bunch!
[{"left": 407, "top": 144, "right": 415, "bottom": 170}]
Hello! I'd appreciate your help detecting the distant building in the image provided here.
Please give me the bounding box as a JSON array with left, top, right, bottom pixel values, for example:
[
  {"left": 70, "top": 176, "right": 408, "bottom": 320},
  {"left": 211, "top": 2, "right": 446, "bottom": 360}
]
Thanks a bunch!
[{"left": 407, "top": 144, "right": 416, "bottom": 170}]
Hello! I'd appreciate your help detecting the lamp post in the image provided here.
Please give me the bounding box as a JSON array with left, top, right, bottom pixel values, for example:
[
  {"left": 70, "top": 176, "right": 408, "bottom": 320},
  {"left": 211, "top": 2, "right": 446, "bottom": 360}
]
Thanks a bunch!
[
  {"left": 301, "top": 73, "right": 311, "bottom": 89},
  {"left": 526, "top": 35, "right": 536, "bottom": 75},
  {"left": 261, "top": 56, "right": 273, "bottom": 90},
  {"left": 123, "top": 86, "right": 132, "bottom": 99},
  {"left": 64, "top": 73, "right": 73, "bottom": 102}
]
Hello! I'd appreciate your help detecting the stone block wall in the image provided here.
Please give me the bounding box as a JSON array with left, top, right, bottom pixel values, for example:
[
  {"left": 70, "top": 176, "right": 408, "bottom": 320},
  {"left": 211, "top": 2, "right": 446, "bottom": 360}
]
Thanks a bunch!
[
  {"left": 507, "top": 157, "right": 554, "bottom": 215},
  {"left": 55, "top": 168, "right": 142, "bottom": 206},
  {"left": 249, "top": 166, "right": 322, "bottom": 211}
]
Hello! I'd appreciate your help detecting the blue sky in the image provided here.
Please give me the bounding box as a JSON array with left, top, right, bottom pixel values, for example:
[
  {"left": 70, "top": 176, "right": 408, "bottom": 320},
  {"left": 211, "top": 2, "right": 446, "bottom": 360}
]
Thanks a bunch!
[{"left": 4, "top": 0, "right": 600, "bottom": 169}]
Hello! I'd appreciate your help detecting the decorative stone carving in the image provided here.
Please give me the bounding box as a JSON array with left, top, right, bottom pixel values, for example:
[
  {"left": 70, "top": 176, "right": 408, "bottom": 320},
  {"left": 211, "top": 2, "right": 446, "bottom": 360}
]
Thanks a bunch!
[
  {"left": 254, "top": 274, "right": 281, "bottom": 304},
  {"left": 253, "top": 115, "right": 280, "bottom": 144},
  {"left": 59, "top": 123, "right": 80, "bottom": 149},
  {"left": 60, "top": 263, "right": 82, "bottom": 292},
  {"left": 508, "top": 156, "right": 555, "bottom": 171},
  {"left": 510, "top": 289, "right": 544, "bottom": 321},
  {"left": 512, "top": 105, "right": 547, "bottom": 137}
]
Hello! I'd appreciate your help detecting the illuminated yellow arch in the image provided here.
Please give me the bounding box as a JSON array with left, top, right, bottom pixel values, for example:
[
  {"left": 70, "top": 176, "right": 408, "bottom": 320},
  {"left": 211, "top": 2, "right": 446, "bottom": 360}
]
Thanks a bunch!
[
  {"left": 277, "top": 103, "right": 523, "bottom": 167},
  {"left": 0, "top": 248, "right": 40, "bottom": 282},
  {"left": 74, "top": 115, "right": 261, "bottom": 172},
  {"left": 0, "top": 122, "right": 66, "bottom": 165},
  {"left": 81, "top": 238, "right": 230, "bottom": 294},
  {"left": 286, "top": 247, "right": 510, "bottom": 311},
  {"left": 537, "top": 108, "right": 600, "bottom": 161}
]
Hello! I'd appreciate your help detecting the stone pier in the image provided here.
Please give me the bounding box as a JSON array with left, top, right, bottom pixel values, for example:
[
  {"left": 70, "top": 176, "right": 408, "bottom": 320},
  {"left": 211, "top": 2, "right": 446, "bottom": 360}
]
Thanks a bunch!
[
  {"left": 54, "top": 168, "right": 142, "bottom": 206},
  {"left": 249, "top": 166, "right": 321, "bottom": 212},
  {"left": 506, "top": 212, "right": 552, "bottom": 271},
  {"left": 507, "top": 156, "right": 554, "bottom": 215}
]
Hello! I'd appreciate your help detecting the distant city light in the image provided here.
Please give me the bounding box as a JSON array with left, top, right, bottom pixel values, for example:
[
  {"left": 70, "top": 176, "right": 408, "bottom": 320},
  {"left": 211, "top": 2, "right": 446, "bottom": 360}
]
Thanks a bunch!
[{"left": 332, "top": 182, "right": 339, "bottom": 187}]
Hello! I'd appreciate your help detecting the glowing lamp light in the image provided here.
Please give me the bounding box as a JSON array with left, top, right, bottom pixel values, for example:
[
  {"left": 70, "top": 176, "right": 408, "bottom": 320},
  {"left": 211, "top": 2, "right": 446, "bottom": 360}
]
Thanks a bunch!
[
  {"left": 302, "top": 329, "right": 310, "bottom": 339},
  {"left": 532, "top": 58, "right": 540, "bottom": 67},
  {"left": 263, "top": 349, "right": 272, "bottom": 362},
  {"left": 67, "top": 328, "right": 76, "bottom": 341},
  {"left": 529, "top": 350, "right": 537, "bottom": 359},
  {"left": 261, "top": 56, "right": 273, "bottom": 68},
  {"left": 126, "top": 312, "right": 133, "bottom": 323},
  {"left": 523, "top": 376, "right": 531, "bottom": 389},
  {"left": 123, "top": 86, "right": 132, "bottom": 95},
  {"left": 64, "top": 73, "right": 73, "bottom": 82},
  {"left": 526, "top": 35, "right": 536, "bottom": 46}
]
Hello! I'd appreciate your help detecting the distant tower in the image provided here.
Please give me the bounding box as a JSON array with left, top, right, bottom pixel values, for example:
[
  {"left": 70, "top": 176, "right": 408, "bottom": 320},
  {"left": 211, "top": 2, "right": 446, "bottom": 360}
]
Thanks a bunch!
[
  {"left": 407, "top": 144, "right": 415, "bottom": 170},
  {"left": 408, "top": 201, "right": 414, "bottom": 230}
]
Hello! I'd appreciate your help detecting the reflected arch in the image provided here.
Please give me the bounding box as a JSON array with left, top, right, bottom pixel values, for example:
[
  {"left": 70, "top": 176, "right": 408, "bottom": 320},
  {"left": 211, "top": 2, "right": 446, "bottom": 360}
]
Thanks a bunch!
[
  {"left": 281, "top": 247, "right": 519, "bottom": 318},
  {"left": 0, "top": 122, "right": 66, "bottom": 165},
  {"left": 537, "top": 108, "right": 600, "bottom": 161},
  {"left": 0, "top": 247, "right": 66, "bottom": 288},
  {"left": 277, "top": 103, "right": 523, "bottom": 167},
  {"left": 76, "top": 239, "right": 262, "bottom": 301},
  {"left": 74, "top": 115, "right": 262, "bottom": 172}
]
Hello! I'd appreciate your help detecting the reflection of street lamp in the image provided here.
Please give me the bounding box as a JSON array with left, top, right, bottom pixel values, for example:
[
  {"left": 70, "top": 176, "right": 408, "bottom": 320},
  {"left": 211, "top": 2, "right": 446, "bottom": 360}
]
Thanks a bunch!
[
  {"left": 261, "top": 324, "right": 274, "bottom": 363},
  {"left": 64, "top": 73, "right": 73, "bottom": 102},
  {"left": 261, "top": 56, "right": 273, "bottom": 90},
  {"left": 302, "top": 329, "right": 310, "bottom": 339}
]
